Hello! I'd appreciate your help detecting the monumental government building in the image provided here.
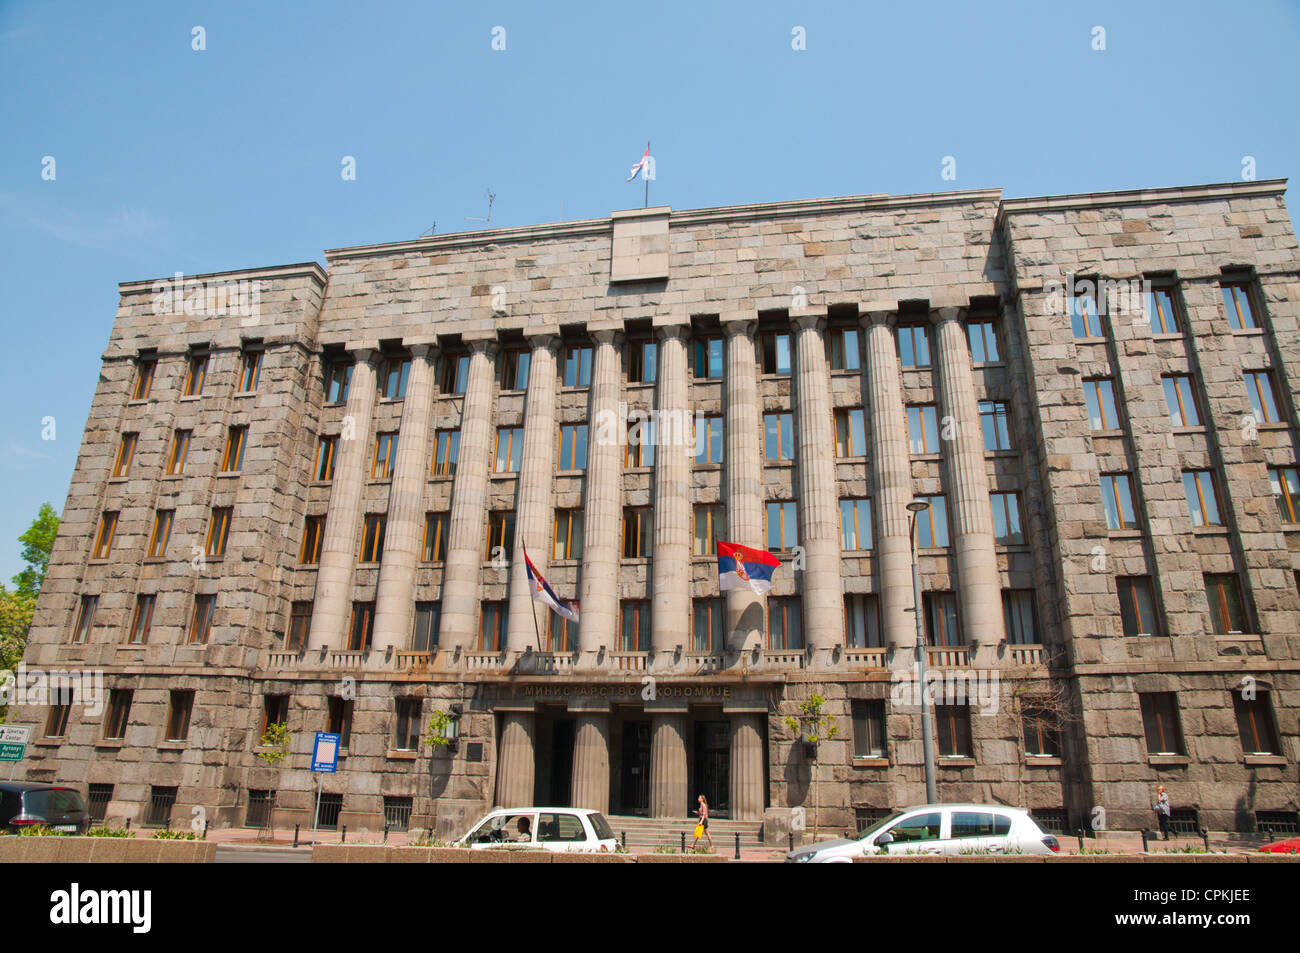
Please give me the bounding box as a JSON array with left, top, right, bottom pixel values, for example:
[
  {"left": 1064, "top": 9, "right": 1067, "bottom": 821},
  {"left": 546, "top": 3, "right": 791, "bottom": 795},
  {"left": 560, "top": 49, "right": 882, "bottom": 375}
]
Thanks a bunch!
[{"left": 13, "top": 179, "right": 1300, "bottom": 842}]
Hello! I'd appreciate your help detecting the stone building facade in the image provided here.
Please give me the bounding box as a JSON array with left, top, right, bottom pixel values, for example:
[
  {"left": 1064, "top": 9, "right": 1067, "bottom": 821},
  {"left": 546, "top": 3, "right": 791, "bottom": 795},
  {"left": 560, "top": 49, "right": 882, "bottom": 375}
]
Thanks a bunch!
[{"left": 12, "top": 179, "right": 1300, "bottom": 839}]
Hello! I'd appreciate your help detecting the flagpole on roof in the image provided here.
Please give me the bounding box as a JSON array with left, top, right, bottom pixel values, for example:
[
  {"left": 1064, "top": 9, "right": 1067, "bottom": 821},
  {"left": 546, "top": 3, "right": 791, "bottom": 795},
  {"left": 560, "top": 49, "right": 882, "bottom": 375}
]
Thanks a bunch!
[
  {"left": 645, "top": 140, "right": 650, "bottom": 208},
  {"left": 523, "top": 541, "right": 543, "bottom": 653}
]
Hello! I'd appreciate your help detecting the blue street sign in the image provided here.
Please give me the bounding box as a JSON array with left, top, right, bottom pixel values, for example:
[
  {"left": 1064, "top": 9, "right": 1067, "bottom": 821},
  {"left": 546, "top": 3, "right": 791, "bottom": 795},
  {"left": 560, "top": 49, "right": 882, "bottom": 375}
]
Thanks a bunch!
[{"left": 312, "top": 732, "right": 340, "bottom": 773}]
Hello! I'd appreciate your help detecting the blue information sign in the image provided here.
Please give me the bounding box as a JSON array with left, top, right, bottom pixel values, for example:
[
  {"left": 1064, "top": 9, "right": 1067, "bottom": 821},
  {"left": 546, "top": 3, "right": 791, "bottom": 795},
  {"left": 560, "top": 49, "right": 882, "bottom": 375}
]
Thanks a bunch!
[{"left": 312, "top": 732, "right": 340, "bottom": 773}]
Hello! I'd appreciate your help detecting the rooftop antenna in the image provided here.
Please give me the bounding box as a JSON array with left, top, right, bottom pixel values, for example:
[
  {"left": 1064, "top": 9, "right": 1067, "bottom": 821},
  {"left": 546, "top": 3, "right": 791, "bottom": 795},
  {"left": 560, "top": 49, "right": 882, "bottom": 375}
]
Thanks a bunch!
[
  {"left": 420, "top": 222, "right": 437, "bottom": 237},
  {"left": 465, "top": 189, "right": 496, "bottom": 227}
]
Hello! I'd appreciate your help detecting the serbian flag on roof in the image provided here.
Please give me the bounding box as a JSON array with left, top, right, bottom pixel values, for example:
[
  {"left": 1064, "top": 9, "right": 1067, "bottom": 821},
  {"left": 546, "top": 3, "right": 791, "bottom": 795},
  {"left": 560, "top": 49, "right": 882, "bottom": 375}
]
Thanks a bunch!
[
  {"left": 717, "top": 541, "right": 780, "bottom": 595},
  {"left": 524, "top": 546, "right": 579, "bottom": 622},
  {"left": 626, "top": 144, "right": 653, "bottom": 181}
]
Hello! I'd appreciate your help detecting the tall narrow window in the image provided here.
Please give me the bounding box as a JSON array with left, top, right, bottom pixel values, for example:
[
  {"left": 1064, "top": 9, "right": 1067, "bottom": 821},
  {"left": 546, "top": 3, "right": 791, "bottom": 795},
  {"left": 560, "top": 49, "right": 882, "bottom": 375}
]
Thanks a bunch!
[
  {"left": 1244, "top": 370, "right": 1282, "bottom": 423},
  {"left": 628, "top": 340, "right": 657, "bottom": 383},
  {"left": 132, "top": 354, "right": 156, "bottom": 400},
  {"left": 766, "top": 501, "right": 799, "bottom": 552},
  {"left": 348, "top": 601, "right": 375, "bottom": 652},
  {"left": 1145, "top": 286, "right": 1181, "bottom": 334},
  {"left": 380, "top": 353, "right": 411, "bottom": 399},
  {"left": 206, "top": 507, "right": 232, "bottom": 557},
  {"left": 104, "top": 689, "right": 133, "bottom": 740},
  {"left": 979, "top": 401, "right": 1012, "bottom": 450},
  {"left": 1116, "top": 576, "right": 1157, "bottom": 636},
  {"left": 625, "top": 418, "right": 655, "bottom": 468},
  {"left": 413, "top": 602, "right": 440, "bottom": 653},
  {"left": 325, "top": 359, "right": 352, "bottom": 403},
  {"left": 165, "top": 691, "right": 194, "bottom": 741},
  {"left": 147, "top": 510, "right": 173, "bottom": 558},
  {"left": 693, "top": 336, "right": 724, "bottom": 379},
  {"left": 897, "top": 324, "right": 931, "bottom": 368},
  {"left": 554, "top": 509, "right": 584, "bottom": 560},
  {"left": 371, "top": 433, "right": 398, "bottom": 479},
  {"left": 693, "top": 504, "right": 722, "bottom": 556},
  {"left": 913, "top": 496, "right": 949, "bottom": 548},
  {"left": 761, "top": 331, "right": 792, "bottom": 375},
  {"left": 1070, "top": 285, "right": 1103, "bottom": 338},
  {"left": 1162, "top": 375, "right": 1201, "bottom": 427},
  {"left": 834, "top": 408, "right": 866, "bottom": 458},
  {"left": 1221, "top": 278, "right": 1259, "bottom": 330},
  {"left": 619, "top": 601, "right": 650, "bottom": 652},
  {"left": 128, "top": 594, "right": 155, "bottom": 645},
  {"left": 286, "top": 602, "right": 312, "bottom": 652},
  {"left": 422, "top": 513, "right": 448, "bottom": 562},
  {"left": 221, "top": 426, "right": 248, "bottom": 472},
  {"left": 1139, "top": 693, "right": 1185, "bottom": 755},
  {"left": 300, "top": 514, "right": 326, "bottom": 564},
  {"left": 990, "top": 492, "right": 1024, "bottom": 545},
  {"left": 1099, "top": 473, "right": 1138, "bottom": 530},
  {"left": 1233, "top": 692, "right": 1280, "bottom": 755},
  {"left": 967, "top": 320, "right": 1000, "bottom": 363},
  {"left": 622, "top": 507, "right": 652, "bottom": 558},
  {"left": 432, "top": 429, "right": 460, "bottom": 476},
  {"left": 183, "top": 352, "right": 209, "bottom": 396},
  {"left": 1269, "top": 467, "right": 1300, "bottom": 524},
  {"left": 768, "top": 597, "right": 803, "bottom": 650},
  {"left": 479, "top": 602, "right": 506, "bottom": 652},
  {"left": 826, "top": 327, "right": 860, "bottom": 371},
  {"left": 440, "top": 354, "right": 469, "bottom": 395},
  {"left": 1204, "top": 573, "right": 1247, "bottom": 634},
  {"left": 46, "top": 696, "right": 72, "bottom": 737},
  {"left": 495, "top": 427, "right": 524, "bottom": 473},
  {"left": 548, "top": 612, "right": 577, "bottom": 653},
  {"left": 485, "top": 512, "right": 515, "bottom": 561},
  {"left": 764, "top": 412, "right": 795, "bottom": 461},
  {"left": 924, "top": 591, "right": 961, "bottom": 646},
  {"left": 935, "top": 705, "right": 972, "bottom": 757},
  {"left": 239, "top": 348, "right": 263, "bottom": 392},
  {"left": 1021, "top": 701, "right": 1061, "bottom": 757},
  {"left": 1182, "top": 470, "right": 1223, "bottom": 527},
  {"left": 852, "top": 701, "right": 887, "bottom": 758},
  {"left": 394, "top": 699, "right": 421, "bottom": 751},
  {"left": 71, "top": 595, "right": 97, "bottom": 644},
  {"left": 562, "top": 346, "right": 593, "bottom": 387},
  {"left": 167, "top": 429, "right": 191, "bottom": 475},
  {"left": 501, "top": 349, "right": 530, "bottom": 391},
  {"left": 359, "top": 514, "right": 386, "bottom": 563},
  {"left": 844, "top": 594, "right": 881, "bottom": 648},
  {"left": 1002, "top": 590, "right": 1037, "bottom": 644},
  {"left": 188, "top": 594, "right": 215, "bottom": 644},
  {"left": 1083, "top": 379, "right": 1119, "bottom": 431},
  {"left": 557, "top": 424, "right": 589, "bottom": 470},
  {"left": 692, "top": 598, "right": 724, "bottom": 652},
  {"left": 112, "top": 433, "right": 137, "bottom": 478},
  {"left": 327, "top": 697, "right": 353, "bottom": 747},
  {"left": 92, "top": 512, "right": 118, "bottom": 559},
  {"left": 261, "top": 695, "right": 289, "bottom": 735},
  {"left": 315, "top": 435, "right": 338, "bottom": 481},
  {"left": 840, "top": 498, "right": 873, "bottom": 551},
  {"left": 906, "top": 405, "right": 940, "bottom": 454},
  {"left": 694, "top": 415, "right": 723, "bottom": 464}
]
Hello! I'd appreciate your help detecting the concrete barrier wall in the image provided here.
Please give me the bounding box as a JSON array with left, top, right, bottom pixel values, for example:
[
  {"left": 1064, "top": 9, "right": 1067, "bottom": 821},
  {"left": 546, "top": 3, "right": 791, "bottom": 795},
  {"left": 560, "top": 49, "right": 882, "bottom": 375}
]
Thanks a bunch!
[
  {"left": 311, "top": 845, "right": 719, "bottom": 863},
  {"left": 0, "top": 837, "right": 217, "bottom": 863},
  {"left": 851, "top": 854, "right": 1300, "bottom": 863}
]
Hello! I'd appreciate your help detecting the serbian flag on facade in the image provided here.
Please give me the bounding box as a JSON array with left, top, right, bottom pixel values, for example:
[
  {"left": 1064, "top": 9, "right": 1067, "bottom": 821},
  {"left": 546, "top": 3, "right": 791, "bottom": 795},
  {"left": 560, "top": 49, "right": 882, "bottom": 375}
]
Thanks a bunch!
[
  {"left": 524, "top": 546, "right": 579, "bottom": 622},
  {"left": 717, "top": 541, "right": 779, "bottom": 595}
]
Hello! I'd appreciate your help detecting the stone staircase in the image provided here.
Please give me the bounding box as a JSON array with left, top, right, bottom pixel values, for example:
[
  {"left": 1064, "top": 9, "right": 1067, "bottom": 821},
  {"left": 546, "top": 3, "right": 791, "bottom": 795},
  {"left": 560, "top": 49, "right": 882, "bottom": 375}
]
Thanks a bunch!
[{"left": 604, "top": 815, "right": 767, "bottom": 852}]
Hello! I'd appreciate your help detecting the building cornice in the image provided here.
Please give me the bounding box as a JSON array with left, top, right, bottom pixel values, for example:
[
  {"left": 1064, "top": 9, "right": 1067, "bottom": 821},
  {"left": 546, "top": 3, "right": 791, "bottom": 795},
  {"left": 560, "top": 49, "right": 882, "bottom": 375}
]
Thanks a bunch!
[
  {"left": 117, "top": 261, "right": 327, "bottom": 295},
  {"left": 996, "top": 178, "right": 1288, "bottom": 230}
]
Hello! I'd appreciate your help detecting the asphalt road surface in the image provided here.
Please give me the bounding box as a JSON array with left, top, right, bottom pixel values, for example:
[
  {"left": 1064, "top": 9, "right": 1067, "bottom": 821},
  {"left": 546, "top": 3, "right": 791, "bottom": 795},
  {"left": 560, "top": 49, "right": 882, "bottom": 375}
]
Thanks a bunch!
[{"left": 215, "top": 845, "right": 311, "bottom": 864}]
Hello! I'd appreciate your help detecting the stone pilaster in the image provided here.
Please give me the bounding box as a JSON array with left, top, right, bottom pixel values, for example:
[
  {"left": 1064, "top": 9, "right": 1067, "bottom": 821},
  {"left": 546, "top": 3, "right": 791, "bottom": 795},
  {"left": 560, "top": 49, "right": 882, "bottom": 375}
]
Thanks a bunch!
[
  {"left": 791, "top": 312, "right": 843, "bottom": 663},
  {"left": 438, "top": 337, "right": 498, "bottom": 651},
  {"left": 495, "top": 711, "right": 535, "bottom": 808},
  {"left": 578, "top": 329, "right": 623, "bottom": 658},
  {"left": 650, "top": 323, "right": 691, "bottom": 657},
  {"left": 933, "top": 307, "right": 1002, "bottom": 662},
  {"left": 569, "top": 712, "right": 611, "bottom": 813},
  {"left": 863, "top": 311, "right": 916, "bottom": 658},
  {"left": 309, "top": 346, "right": 377, "bottom": 651},
  {"left": 373, "top": 342, "right": 436, "bottom": 653},
  {"left": 722, "top": 317, "right": 764, "bottom": 652},
  {"left": 649, "top": 713, "right": 687, "bottom": 818},
  {"left": 729, "top": 713, "right": 765, "bottom": 821},
  {"left": 506, "top": 333, "right": 558, "bottom": 652}
]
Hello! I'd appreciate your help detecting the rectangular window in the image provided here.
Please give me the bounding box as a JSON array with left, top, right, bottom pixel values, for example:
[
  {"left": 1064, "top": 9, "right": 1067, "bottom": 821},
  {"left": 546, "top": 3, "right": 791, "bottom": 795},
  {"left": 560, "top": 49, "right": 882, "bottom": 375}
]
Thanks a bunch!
[
  {"left": 1021, "top": 702, "right": 1061, "bottom": 757},
  {"left": 1269, "top": 467, "right": 1300, "bottom": 524},
  {"left": 147, "top": 510, "right": 173, "bottom": 558},
  {"left": 1182, "top": 470, "right": 1223, "bottom": 527},
  {"left": 432, "top": 429, "right": 460, "bottom": 476},
  {"left": 1002, "top": 590, "right": 1037, "bottom": 644},
  {"left": 557, "top": 424, "right": 589, "bottom": 470},
  {"left": 221, "top": 426, "right": 248, "bottom": 472},
  {"left": 189, "top": 594, "right": 215, "bottom": 644},
  {"left": 839, "top": 498, "right": 873, "bottom": 551},
  {"left": 165, "top": 691, "right": 194, "bottom": 741},
  {"left": 827, "top": 327, "right": 861, "bottom": 371},
  {"left": 897, "top": 324, "right": 931, "bottom": 368},
  {"left": 1140, "top": 693, "right": 1185, "bottom": 755},
  {"left": 1244, "top": 370, "right": 1282, "bottom": 423},
  {"left": 1083, "top": 379, "right": 1119, "bottom": 431},
  {"left": 127, "top": 594, "right": 155, "bottom": 645},
  {"left": 394, "top": 699, "right": 421, "bottom": 751},
  {"left": 348, "top": 601, "right": 375, "bottom": 652},
  {"left": 325, "top": 359, "right": 352, "bottom": 403},
  {"left": 112, "top": 433, "right": 137, "bottom": 478},
  {"left": 183, "top": 352, "right": 209, "bottom": 396},
  {"left": 852, "top": 701, "right": 887, "bottom": 758},
  {"left": 1070, "top": 286, "right": 1103, "bottom": 338},
  {"left": 925, "top": 591, "right": 961, "bottom": 646},
  {"left": 495, "top": 426, "right": 524, "bottom": 473},
  {"left": 990, "top": 492, "right": 1024, "bottom": 545},
  {"left": 146, "top": 787, "right": 178, "bottom": 828},
  {"left": 764, "top": 412, "right": 795, "bottom": 461},
  {"left": 327, "top": 698, "right": 353, "bottom": 748},
  {"left": 694, "top": 415, "right": 724, "bottom": 464},
  {"left": 563, "top": 346, "right": 593, "bottom": 387},
  {"left": 619, "top": 600, "right": 651, "bottom": 652},
  {"left": 1117, "top": 576, "right": 1158, "bottom": 637},
  {"left": 935, "top": 705, "right": 973, "bottom": 757},
  {"left": 693, "top": 504, "right": 722, "bottom": 556},
  {"left": 71, "top": 595, "right": 97, "bottom": 644},
  {"left": 411, "top": 601, "right": 440, "bottom": 652},
  {"left": 625, "top": 418, "right": 656, "bottom": 468},
  {"left": 261, "top": 694, "right": 289, "bottom": 736},
  {"left": 548, "top": 612, "right": 578, "bottom": 653},
  {"left": 967, "top": 320, "right": 1000, "bottom": 363},
  {"left": 479, "top": 601, "right": 506, "bottom": 652},
  {"left": 844, "top": 594, "right": 881, "bottom": 648},
  {"left": 206, "top": 507, "right": 232, "bottom": 557},
  {"left": 315, "top": 435, "right": 337, "bottom": 481},
  {"left": 628, "top": 340, "right": 658, "bottom": 383},
  {"left": 834, "top": 408, "right": 867, "bottom": 458},
  {"left": 907, "top": 405, "right": 940, "bottom": 454},
  {"left": 239, "top": 348, "right": 263, "bottom": 392},
  {"left": 1100, "top": 473, "right": 1138, "bottom": 530},
  {"left": 422, "top": 512, "right": 448, "bottom": 562},
  {"left": 692, "top": 598, "right": 724, "bottom": 652},
  {"left": 1221, "top": 278, "right": 1259, "bottom": 330},
  {"left": 914, "top": 496, "right": 950, "bottom": 548},
  {"left": 693, "top": 336, "right": 724, "bottom": 379},
  {"left": 1145, "top": 286, "right": 1181, "bottom": 335},
  {"left": 300, "top": 514, "right": 325, "bottom": 565},
  {"left": 381, "top": 354, "right": 411, "bottom": 399},
  {"left": 286, "top": 602, "right": 312, "bottom": 652},
  {"left": 359, "top": 514, "right": 386, "bottom": 563},
  {"left": 554, "top": 510, "right": 584, "bottom": 560},
  {"left": 132, "top": 355, "right": 156, "bottom": 400},
  {"left": 167, "top": 429, "right": 191, "bottom": 475},
  {"left": 761, "top": 331, "right": 792, "bottom": 375},
  {"left": 979, "top": 401, "right": 1012, "bottom": 450},
  {"left": 622, "top": 507, "right": 652, "bottom": 558},
  {"left": 1162, "top": 375, "right": 1201, "bottom": 427},
  {"left": 45, "top": 693, "right": 73, "bottom": 738},
  {"left": 501, "top": 348, "right": 531, "bottom": 391},
  {"left": 768, "top": 597, "right": 803, "bottom": 650},
  {"left": 441, "top": 354, "right": 469, "bottom": 395},
  {"left": 371, "top": 433, "right": 398, "bottom": 479},
  {"left": 486, "top": 511, "right": 515, "bottom": 561},
  {"left": 87, "top": 784, "right": 113, "bottom": 823},
  {"left": 1205, "top": 573, "right": 1247, "bottom": 634},
  {"left": 92, "top": 511, "right": 118, "bottom": 559},
  {"left": 766, "top": 501, "right": 798, "bottom": 552},
  {"left": 1233, "top": 692, "right": 1280, "bottom": 755}
]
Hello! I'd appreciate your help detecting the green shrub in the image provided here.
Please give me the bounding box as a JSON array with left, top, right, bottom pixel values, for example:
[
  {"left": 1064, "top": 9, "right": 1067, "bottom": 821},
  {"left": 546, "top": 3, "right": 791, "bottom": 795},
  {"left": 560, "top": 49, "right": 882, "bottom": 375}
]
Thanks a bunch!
[
  {"left": 19, "top": 824, "right": 61, "bottom": 836},
  {"left": 150, "top": 829, "right": 200, "bottom": 840},
  {"left": 86, "top": 826, "right": 132, "bottom": 838}
]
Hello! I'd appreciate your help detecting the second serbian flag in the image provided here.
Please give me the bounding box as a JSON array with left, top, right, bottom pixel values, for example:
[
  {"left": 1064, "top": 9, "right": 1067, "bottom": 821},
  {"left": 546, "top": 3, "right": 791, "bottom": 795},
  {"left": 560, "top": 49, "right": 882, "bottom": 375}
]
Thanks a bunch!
[
  {"left": 524, "top": 546, "right": 579, "bottom": 622},
  {"left": 717, "top": 541, "right": 780, "bottom": 595}
]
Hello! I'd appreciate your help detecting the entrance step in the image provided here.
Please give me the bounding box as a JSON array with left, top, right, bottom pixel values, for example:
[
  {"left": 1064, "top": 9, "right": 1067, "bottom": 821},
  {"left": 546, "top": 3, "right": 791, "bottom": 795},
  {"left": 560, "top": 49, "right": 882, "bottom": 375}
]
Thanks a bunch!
[{"left": 604, "top": 814, "right": 766, "bottom": 851}]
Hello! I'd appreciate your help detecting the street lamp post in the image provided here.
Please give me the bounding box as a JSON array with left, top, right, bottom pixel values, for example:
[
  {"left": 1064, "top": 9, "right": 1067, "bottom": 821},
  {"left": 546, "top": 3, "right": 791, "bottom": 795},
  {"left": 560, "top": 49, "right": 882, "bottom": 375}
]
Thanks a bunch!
[{"left": 906, "top": 499, "right": 939, "bottom": 804}]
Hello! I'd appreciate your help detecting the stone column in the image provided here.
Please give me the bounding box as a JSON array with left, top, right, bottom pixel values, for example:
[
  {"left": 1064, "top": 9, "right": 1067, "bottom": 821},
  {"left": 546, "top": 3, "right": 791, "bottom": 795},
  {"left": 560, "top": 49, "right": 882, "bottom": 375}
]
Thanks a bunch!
[
  {"left": 722, "top": 317, "right": 764, "bottom": 653},
  {"left": 863, "top": 311, "right": 915, "bottom": 659},
  {"left": 373, "top": 342, "right": 436, "bottom": 653},
  {"left": 729, "top": 713, "right": 765, "bottom": 821},
  {"left": 309, "top": 346, "right": 377, "bottom": 651},
  {"left": 649, "top": 713, "right": 687, "bottom": 818},
  {"left": 495, "top": 711, "right": 535, "bottom": 808},
  {"left": 438, "top": 337, "right": 498, "bottom": 651},
  {"left": 791, "top": 312, "right": 844, "bottom": 663},
  {"left": 506, "top": 333, "right": 558, "bottom": 652},
  {"left": 650, "top": 323, "right": 691, "bottom": 658},
  {"left": 570, "top": 712, "right": 611, "bottom": 813},
  {"left": 578, "top": 329, "right": 623, "bottom": 658},
  {"left": 933, "top": 307, "right": 1002, "bottom": 661}
]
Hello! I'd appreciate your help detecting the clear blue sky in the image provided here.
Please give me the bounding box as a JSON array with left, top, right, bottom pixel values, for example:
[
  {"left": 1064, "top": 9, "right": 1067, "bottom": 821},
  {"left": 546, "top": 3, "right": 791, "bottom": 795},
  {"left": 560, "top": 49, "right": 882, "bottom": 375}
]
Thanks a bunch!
[{"left": 2, "top": 0, "right": 1298, "bottom": 585}]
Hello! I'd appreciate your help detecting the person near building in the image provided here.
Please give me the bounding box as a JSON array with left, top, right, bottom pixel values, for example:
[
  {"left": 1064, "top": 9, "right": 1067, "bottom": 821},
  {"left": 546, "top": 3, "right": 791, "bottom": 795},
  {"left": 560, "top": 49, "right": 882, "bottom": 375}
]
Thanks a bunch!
[
  {"left": 692, "top": 794, "right": 714, "bottom": 852},
  {"left": 1153, "top": 786, "right": 1171, "bottom": 841}
]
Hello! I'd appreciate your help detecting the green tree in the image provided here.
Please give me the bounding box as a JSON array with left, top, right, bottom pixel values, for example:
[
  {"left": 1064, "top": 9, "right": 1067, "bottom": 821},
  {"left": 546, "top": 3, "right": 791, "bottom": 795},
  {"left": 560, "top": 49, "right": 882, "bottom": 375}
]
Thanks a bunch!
[{"left": 13, "top": 503, "right": 58, "bottom": 597}]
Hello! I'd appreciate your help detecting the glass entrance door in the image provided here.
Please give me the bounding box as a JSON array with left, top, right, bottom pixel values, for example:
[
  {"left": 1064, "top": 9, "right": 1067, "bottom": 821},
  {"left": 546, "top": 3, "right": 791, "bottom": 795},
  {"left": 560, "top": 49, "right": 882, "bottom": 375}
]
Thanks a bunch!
[
  {"left": 619, "top": 721, "right": 651, "bottom": 815},
  {"left": 692, "top": 721, "right": 731, "bottom": 817}
]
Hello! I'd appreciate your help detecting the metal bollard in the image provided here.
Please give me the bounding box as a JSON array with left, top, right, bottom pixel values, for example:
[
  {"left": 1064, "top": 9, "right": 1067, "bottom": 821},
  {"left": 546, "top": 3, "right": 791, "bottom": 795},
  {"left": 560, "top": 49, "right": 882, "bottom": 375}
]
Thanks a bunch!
[
  {"left": 341, "top": 824, "right": 347, "bottom": 844},
  {"left": 1077, "top": 828, "right": 1086, "bottom": 851},
  {"left": 734, "top": 832, "right": 740, "bottom": 860},
  {"left": 680, "top": 831, "right": 685, "bottom": 852},
  {"left": 788, "top": 831, "right": 794, "bottom": 851},
  {"left": 203, "top": 820, "right": 209, "bottom": 841},
  {"left": 620, "top": 831, "right": 626, "bottom": 850},
  {"left": 1201, "top": 828, "right": 1210, "bottom": 851},
  {"left": 293, "top": 824, "right": 300, "bottom": 849},
  {"left": 383, "top": 822, "right": 390, "bottom": 844},
  {"left": 125, "top": 818, "right": 131, "bottom": 832},
  {"left": 1140, "top": 828, "right": 1150, "bottom": 852}
]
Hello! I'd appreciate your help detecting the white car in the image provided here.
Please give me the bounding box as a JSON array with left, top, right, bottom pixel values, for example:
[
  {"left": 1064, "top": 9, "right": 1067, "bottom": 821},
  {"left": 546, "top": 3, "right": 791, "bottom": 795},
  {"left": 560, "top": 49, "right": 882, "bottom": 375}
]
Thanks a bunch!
[
  {"left": 785, "top": 804, "right": 1060, "bottom": 862},
  {"left": 457, "top": 807, "right": 619, "bottom": 853}
]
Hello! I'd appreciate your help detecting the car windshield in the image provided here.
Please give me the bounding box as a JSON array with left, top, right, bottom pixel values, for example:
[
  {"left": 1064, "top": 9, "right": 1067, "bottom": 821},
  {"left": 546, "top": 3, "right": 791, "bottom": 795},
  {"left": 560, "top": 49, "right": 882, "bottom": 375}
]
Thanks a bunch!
[
  {"left": 588, "top": 813, "right": 614, "bottom": 840},
  {"left": 857, "top": 811, "right": 905, "bottom": 840},
  {"left": 23, "top": 789, "right": 81, "bottom": 818}
]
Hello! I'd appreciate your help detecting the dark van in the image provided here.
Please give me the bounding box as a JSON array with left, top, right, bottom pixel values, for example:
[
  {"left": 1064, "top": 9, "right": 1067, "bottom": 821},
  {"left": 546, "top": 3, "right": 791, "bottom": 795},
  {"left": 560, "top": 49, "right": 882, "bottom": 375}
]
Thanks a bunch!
[{"left": 0, "top": 782, "right": 90, "bottom": 833}]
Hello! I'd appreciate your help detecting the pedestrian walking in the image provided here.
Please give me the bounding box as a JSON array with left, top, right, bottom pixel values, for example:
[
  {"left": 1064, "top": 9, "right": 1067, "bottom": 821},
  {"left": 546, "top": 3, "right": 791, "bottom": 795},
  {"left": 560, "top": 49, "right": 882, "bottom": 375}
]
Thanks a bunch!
[
  {"left": 1153, "top": 785, "right": 1171, "bottom": 841},
  {"left": 691, "top": 794, "right": 714, "bottom": 852}
]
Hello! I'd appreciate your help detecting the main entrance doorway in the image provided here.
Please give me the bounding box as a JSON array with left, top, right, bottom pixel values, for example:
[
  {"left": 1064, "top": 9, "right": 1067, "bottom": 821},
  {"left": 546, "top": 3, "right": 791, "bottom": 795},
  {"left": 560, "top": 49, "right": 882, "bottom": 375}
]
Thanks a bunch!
[
  {"left": 692, "top": 720, "right": 731, "bottom": 818},
  {"left": 531, "top": 711, "right": 574, "bottom": 807},
  {"left": 617, "top": 720, "right": 651, "bottom": 815}
]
